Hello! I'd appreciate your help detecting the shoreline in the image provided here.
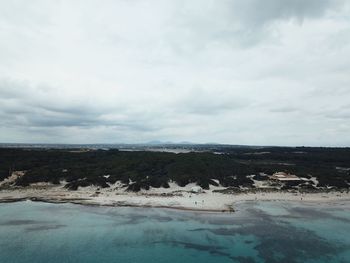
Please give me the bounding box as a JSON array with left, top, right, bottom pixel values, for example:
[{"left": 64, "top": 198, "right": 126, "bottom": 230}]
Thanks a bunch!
[
  {"left": 1, "top": 196, "right": 350, "bottom": 213},
  {"left": 1, "top": 186, "right": 349, "bottom": 212},
  {"left": 0, "top": 197, "right": 230, "bottom": 213}
]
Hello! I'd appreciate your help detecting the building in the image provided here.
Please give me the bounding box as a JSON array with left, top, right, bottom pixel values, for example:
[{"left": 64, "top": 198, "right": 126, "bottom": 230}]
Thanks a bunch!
[
  {"left": 190, "top": 186, "right": 203, "bottom": 193},
  {"left": 269, "top": 172, "right": 301, "bottom": 182}
]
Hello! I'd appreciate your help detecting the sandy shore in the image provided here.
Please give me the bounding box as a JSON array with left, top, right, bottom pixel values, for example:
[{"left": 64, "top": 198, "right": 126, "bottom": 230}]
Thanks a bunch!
[{"left": 1, "top": 183, "right": 349, "bottom": 212}]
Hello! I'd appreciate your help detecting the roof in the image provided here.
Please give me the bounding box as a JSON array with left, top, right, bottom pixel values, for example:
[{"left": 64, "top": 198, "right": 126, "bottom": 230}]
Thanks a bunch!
[
  {"left": 269, "top": 172, "right": 301, "bottom": 181},
  {"left": 190, "top": 186, "right": 202, "bottom": 193}
]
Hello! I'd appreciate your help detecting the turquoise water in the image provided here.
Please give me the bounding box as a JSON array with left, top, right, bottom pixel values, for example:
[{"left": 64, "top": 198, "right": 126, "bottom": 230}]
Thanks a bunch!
[{"left": 0, "top": 201, "right": 349, "bottom": 263}]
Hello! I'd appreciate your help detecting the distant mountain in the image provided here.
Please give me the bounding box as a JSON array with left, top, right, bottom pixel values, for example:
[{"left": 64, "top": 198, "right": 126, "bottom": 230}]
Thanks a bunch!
[
  {"left": 146, "top": 140, "right": 172, "bottom": 145},
  {"left": 146, "top": 140, "right": 195, "bottom": 145},
  {"left": 178, "top": 141, "right": 194, "bottom": 145}
]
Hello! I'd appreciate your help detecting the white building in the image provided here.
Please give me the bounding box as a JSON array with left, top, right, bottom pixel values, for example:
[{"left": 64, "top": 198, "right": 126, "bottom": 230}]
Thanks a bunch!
[
  {"left": 269, "top": 172, "right": 301, "bottom": 181},
  {"left": 190, "top": 186, "right": 202, "bottom": 193}
]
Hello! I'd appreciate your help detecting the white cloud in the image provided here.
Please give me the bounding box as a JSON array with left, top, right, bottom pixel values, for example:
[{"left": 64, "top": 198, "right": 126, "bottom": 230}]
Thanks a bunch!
[{"left": 0, "top": 0, "right": 350, "bottom": 146}]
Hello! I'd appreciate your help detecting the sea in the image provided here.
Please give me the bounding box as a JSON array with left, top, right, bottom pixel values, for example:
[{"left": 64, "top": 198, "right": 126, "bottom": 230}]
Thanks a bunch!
[{"left": 0, "top": 200, "right": 349, "bottom": 263}]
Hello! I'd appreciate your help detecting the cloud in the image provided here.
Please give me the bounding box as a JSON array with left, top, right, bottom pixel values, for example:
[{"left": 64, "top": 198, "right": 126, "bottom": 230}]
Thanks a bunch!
[
  {"left": 230, "top": 0, "right": 341, "bottom": 26},
  {"left": 323, "top": 104, "right": 350, "bottom": 120},
  {"left": 174, "top": 87, "right": 249, "bottom": 115},
  {"left": 0, "top": 0, "right": 350, "bottom": 146},
  {"left": 270, "top": 107, "right": 298, "bottom": 113},
  {"left": 160, "top": 0, "right": 344, "bottom": 50}
]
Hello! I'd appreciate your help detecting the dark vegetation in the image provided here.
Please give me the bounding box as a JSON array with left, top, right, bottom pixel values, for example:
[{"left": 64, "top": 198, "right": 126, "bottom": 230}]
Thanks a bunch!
[{"left": 0, "top": 146, "right": 349, "bottom": 191}]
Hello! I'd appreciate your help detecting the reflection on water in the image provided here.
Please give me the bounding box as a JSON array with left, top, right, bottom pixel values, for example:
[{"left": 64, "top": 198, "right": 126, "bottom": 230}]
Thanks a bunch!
[{"left": 0, "top": 201, "right": 349, "bottom": 263}]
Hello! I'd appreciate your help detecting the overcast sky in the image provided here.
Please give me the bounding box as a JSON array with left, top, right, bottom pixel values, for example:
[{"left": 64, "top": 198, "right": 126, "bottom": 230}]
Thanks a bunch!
[{"left": 1, "top": 0, "right": 350, "bottom": 146}]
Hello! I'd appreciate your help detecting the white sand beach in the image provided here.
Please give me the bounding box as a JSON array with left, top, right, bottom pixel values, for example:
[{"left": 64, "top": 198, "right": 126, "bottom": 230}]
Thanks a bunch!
[{"left": 1, "top": 183, "right": 349, "bottom": 212}]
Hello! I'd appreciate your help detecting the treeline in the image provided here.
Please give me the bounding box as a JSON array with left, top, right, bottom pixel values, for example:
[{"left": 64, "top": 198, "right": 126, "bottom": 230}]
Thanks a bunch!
[{"left": 0, "top": 147, "right": 349, "bottom": 191}]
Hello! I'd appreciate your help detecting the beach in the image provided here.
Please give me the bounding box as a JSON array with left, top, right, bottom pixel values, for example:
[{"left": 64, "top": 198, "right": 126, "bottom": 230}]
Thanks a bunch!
[{"left": 1, "top": 183, "right": 349, "bottom": 211}]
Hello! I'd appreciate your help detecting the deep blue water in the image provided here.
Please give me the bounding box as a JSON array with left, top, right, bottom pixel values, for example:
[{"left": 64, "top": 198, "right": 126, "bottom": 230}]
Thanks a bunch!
[{"left": 0, "top": 201, "right": 349, "bottom": 263}]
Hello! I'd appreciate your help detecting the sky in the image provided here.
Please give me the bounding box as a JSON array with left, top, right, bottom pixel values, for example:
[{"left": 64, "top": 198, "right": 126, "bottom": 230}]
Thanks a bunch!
[{"left": 0, "top": 0, "right": 350, "bottom": 146}]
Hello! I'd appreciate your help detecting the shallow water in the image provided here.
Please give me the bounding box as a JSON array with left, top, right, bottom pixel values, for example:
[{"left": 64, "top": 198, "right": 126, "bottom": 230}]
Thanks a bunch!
[{"left": 0, "top": 201, "right": 349, "bottom": 263}]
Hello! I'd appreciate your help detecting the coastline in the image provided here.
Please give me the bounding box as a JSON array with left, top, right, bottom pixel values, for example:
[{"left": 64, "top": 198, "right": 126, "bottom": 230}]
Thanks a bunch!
[{"left": 1, "top": 185, "right": 349, "bottom": 212}]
